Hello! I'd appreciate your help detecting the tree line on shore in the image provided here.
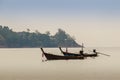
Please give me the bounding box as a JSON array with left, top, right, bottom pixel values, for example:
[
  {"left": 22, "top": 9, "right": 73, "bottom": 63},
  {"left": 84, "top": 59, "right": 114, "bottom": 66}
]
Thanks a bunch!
[{"left": 0, "top": 25, "right": 80, "bottom": 48}]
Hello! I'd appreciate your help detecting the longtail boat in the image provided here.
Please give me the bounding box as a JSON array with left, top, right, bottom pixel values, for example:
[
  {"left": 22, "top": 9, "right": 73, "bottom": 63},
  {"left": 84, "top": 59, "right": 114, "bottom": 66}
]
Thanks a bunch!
[
  {"left": 80, "top": 49, "right": 98, "bottom": 57},
  {"left": 59, "top": 47, "right": 81, "bottom": 56},
  {"left": 40, "top": 48, "right": 84, "bottom": 60},
  {"left": 59, "top": 47, "right": 98, "bottom": 57}
]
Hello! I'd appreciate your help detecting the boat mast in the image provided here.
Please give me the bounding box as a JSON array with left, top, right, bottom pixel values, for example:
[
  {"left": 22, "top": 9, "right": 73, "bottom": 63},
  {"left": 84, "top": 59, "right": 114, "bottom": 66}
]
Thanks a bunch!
[
  {"left": 66, "top": 47, "right": 68, "bottom": 52},
  {"left": 81, "top": 43, "right": 84, "bottom": 51}
]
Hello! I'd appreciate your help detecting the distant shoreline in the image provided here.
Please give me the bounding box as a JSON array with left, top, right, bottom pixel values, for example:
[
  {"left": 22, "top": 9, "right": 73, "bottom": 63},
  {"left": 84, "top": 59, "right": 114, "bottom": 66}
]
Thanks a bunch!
[
  {"left": 0, "top": 25, "right": 80, "bottom": 48},
  {"left": 0, "top": 45, "right": 81, "bottom": 48}
]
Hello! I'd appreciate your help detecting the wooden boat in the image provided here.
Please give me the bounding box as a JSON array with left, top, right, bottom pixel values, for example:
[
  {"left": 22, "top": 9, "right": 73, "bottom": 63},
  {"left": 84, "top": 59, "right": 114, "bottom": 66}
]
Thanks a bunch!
[
  {"left": 59, "top": 47, "right": 81, "bottom": 56},
  {"left": 40, "top": 48, "right": 84, "bottom": 60},
  {"left": 80, "top": 50, "right": 98, "bottom": 57},
  {"left": 59, "top": 47, "right": 98, "bottom": 57}
]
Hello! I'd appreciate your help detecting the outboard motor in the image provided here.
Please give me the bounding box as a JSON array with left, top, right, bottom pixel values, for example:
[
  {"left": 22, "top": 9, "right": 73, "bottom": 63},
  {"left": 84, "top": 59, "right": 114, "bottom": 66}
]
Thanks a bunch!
[
  {"left": 93, "top": 49, "right": 96, "bottom": 53},
  {"left": 80, "top": 50, "right": 84, "bottom": 55},
  {"left": 93, "top": 49, "right": 98, "bottom": 56}
]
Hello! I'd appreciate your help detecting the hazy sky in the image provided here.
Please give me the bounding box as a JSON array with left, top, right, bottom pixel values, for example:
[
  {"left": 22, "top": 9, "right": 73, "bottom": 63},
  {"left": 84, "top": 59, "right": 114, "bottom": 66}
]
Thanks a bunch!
[{"left": 0, "top": 0, "right": 120, "bottom": 47}]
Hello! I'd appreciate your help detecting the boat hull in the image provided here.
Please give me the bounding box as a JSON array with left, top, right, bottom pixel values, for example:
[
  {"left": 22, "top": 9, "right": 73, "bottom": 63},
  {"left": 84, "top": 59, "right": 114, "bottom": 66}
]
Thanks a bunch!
[
  {"left": 41, "top": 48, "right": 84, "bottom": 60},
  {"left": 44, "top": 52, "right": 84, "bottom": 60},
  {"left": 82, "top": 53, "right": 98, "bottom": 57}
]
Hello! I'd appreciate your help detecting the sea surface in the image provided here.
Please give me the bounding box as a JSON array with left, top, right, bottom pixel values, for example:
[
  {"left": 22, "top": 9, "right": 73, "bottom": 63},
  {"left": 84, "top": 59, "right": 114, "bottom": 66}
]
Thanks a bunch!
[{"left": 0, "top": 47, "right": 120, "bottom": 80}]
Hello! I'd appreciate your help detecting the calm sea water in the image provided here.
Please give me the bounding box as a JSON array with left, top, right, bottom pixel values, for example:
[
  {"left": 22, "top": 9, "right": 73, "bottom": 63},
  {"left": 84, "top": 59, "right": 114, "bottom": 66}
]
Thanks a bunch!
[{"left": 0, "top": 47, "right": 120, "bottom": 80}]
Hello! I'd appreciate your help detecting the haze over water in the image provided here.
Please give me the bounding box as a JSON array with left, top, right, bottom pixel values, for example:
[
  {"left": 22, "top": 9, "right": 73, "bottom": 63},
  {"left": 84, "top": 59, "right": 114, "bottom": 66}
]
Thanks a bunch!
[
  {"left": 0, "top": 48, "right": 120, "bottom": 80},
  {"left": 0, "top": 0, "right": 120, "bottom": 79}
]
